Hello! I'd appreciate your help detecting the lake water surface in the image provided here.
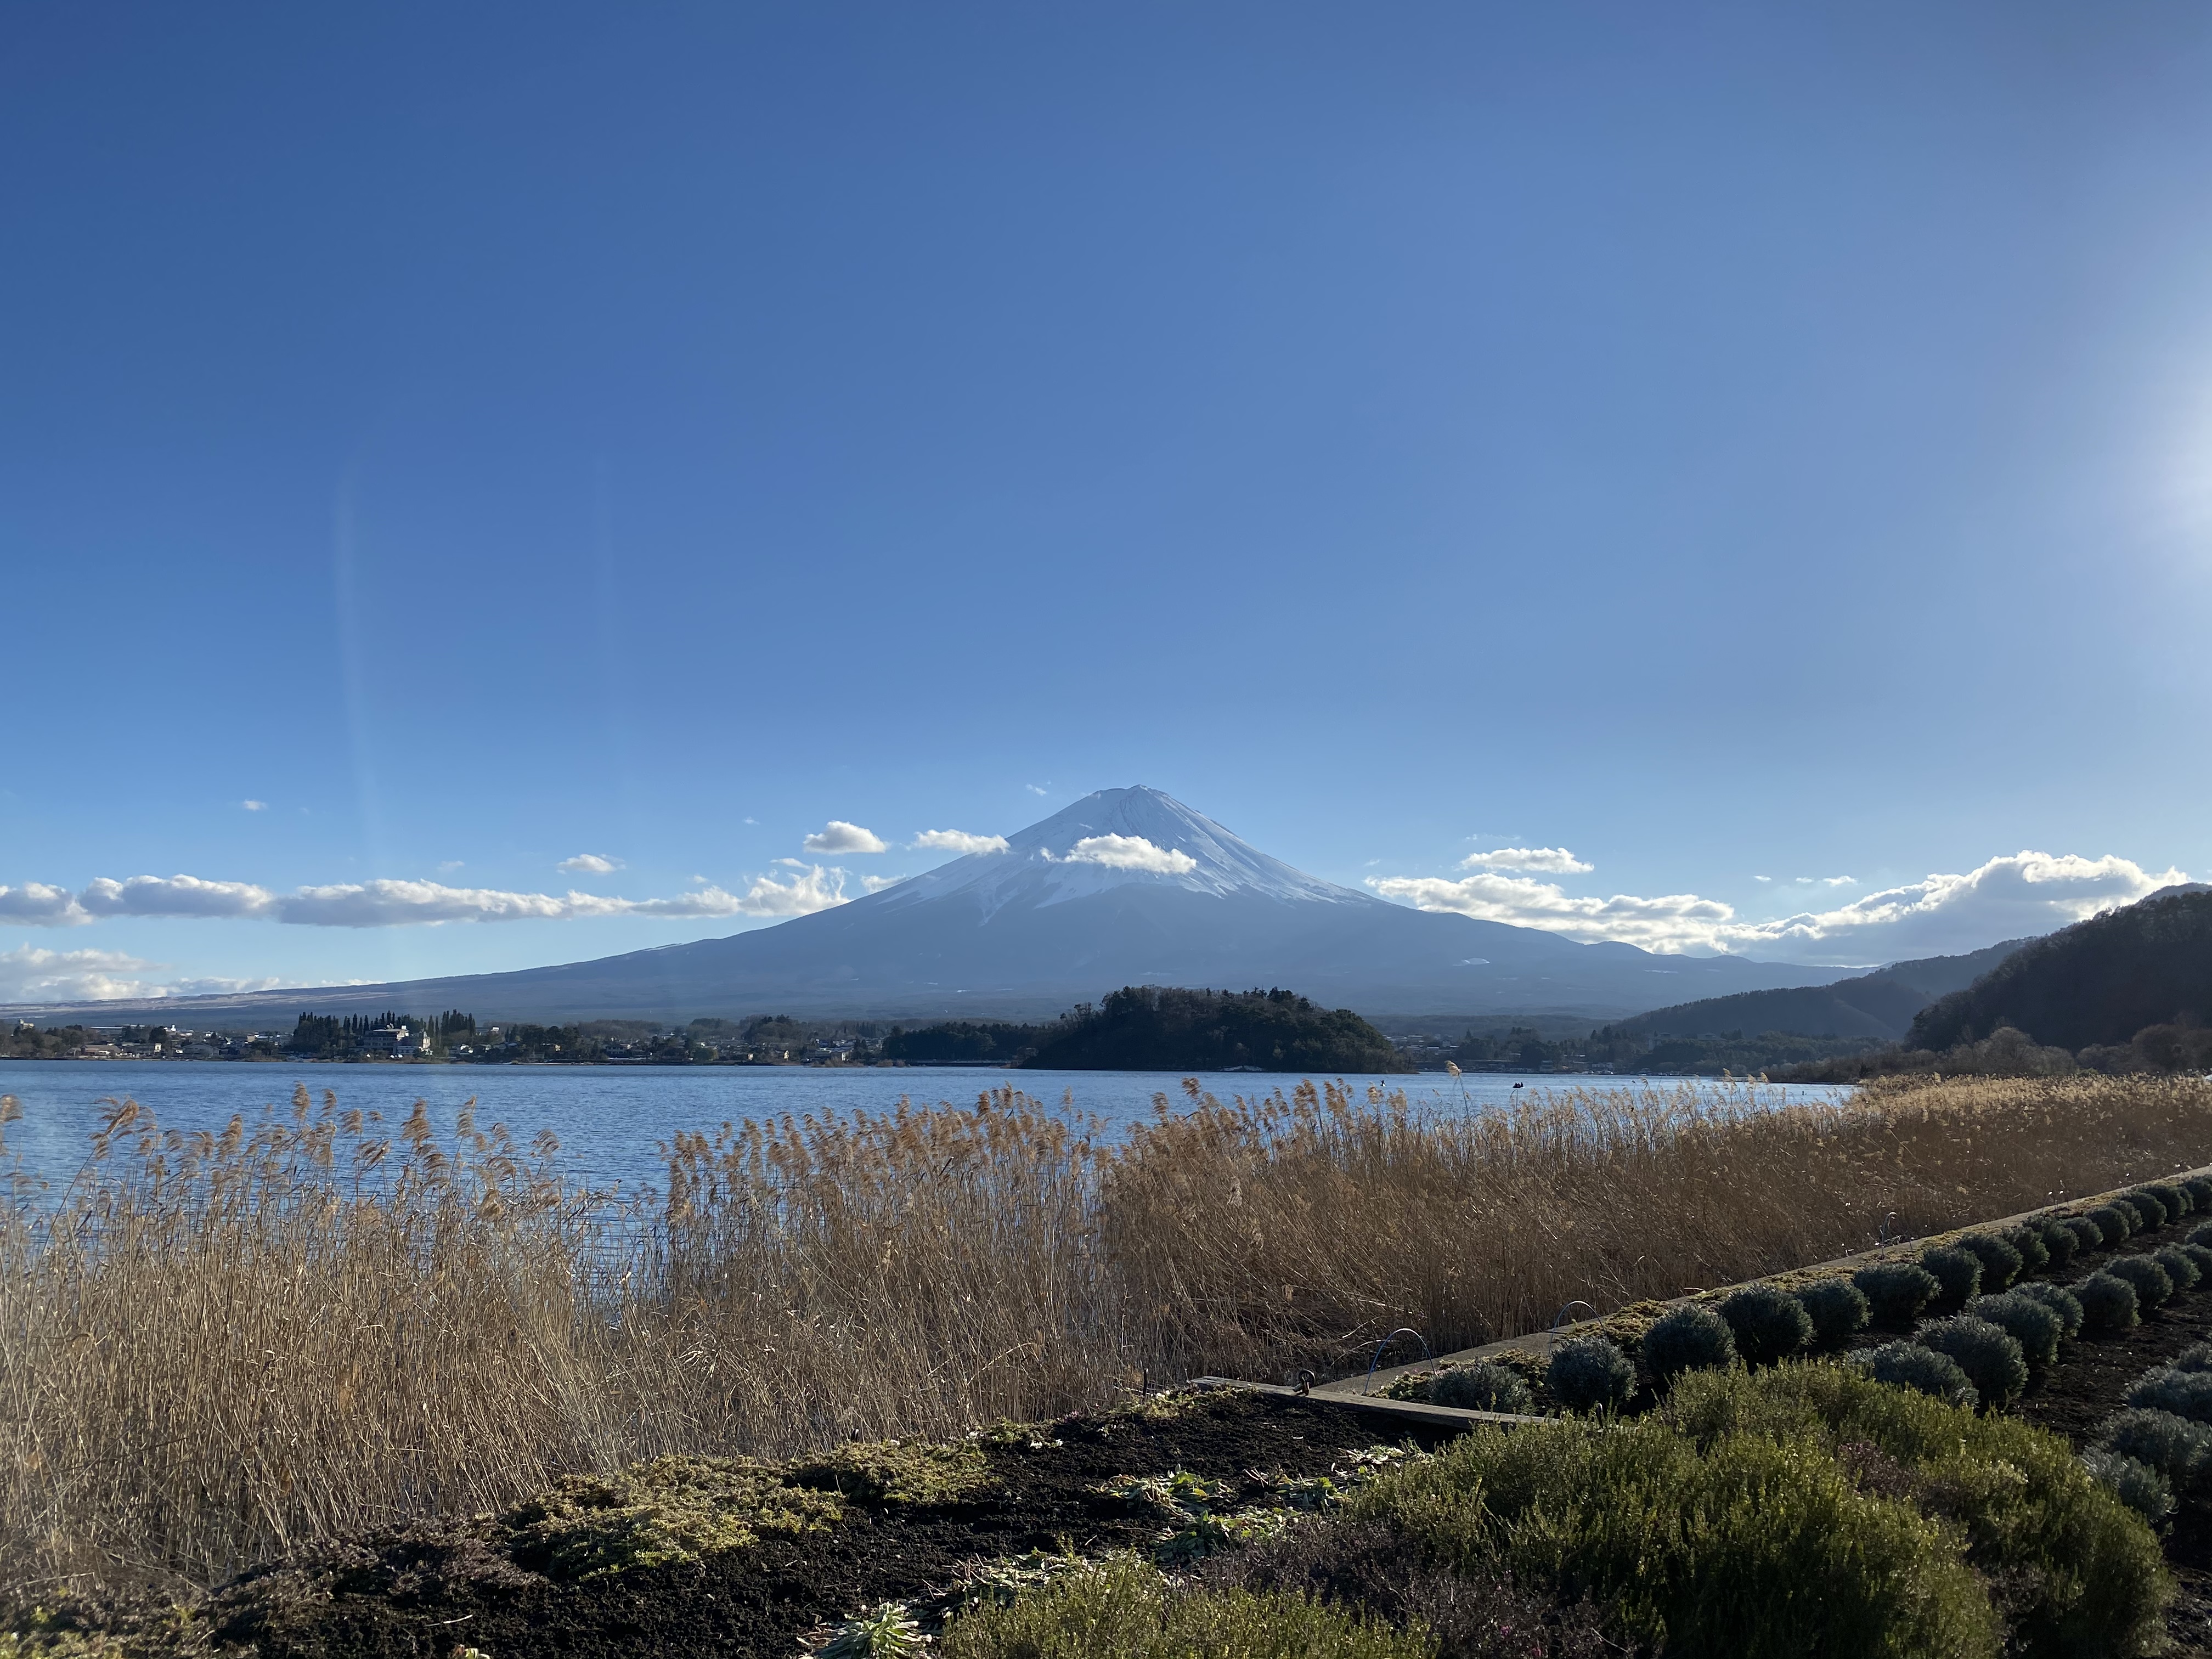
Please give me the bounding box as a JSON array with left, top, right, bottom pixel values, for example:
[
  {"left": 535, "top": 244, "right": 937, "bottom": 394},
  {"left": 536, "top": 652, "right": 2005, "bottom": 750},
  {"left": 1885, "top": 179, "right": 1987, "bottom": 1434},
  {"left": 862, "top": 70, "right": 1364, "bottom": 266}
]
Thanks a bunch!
[{"left": 0, "top": 1060, "right": 1852, "bottom": 1195}]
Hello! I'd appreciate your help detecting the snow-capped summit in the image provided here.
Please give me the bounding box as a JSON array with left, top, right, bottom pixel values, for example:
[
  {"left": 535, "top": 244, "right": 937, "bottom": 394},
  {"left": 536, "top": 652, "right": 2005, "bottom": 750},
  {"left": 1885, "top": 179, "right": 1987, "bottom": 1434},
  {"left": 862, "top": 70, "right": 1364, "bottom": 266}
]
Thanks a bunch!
[{"left": 876, "top": 786, "right": 1370, "bottom": 916}]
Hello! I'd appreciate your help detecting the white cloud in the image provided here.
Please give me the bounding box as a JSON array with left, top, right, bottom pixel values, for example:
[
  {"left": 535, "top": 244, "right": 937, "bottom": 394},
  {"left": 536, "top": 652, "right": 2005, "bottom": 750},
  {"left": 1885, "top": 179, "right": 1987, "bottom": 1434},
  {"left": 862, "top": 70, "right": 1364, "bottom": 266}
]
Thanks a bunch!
[
  {"left": 1370, "top": 872, "right": 1736, "bottom": 953},
  {"left": 1459, "top": 847, "right": 1593, "bottom": 874},
  {"left": 1026, "top": 784, "right": 1049, "bottom": 796},
  {"left": 862, "top": 874, "right": 908, "bottom": 893},
  {"left": 729, "top": 864, "right": 849, "bottom": 916},
  {"left": 557, "top": 853, "right": 623, "bottom": 874},
  {"left": 0, "top": 883, "right": 89, "bottom": 925},
  {"left": 1753, "top": 875, "right": 1773, "bottom": 883},
  {"left": 912, "top": 829, "right": 1009, "bottom": 855},
  {"left": 803, "top": 820, "right": 889, "bottom": 855},
  {"left": 241, "top": 800, "right": 267, "bottom": 812},
  {"left": 438, "top": 860, "right": 465, "bottom": 873},
  {"left": 81, "top": 874, "right": 277, "bottom": 919},
  {"left": 1821, "top": 875, "right": 1857, "bottom": 887},
  {"left": 0, "top": 944, "right": 162, "bottom": 1001},
  {"left": 774, "top": 857, "right": 806, "bottom": 869},
  {"left": 0, "top": 945, "right": 282, "bottom": 1003},
  {"left": 1058, "top": 834, "right": 1199, "bottom": 875},
  {"left": 1369, "top": 849, "right": 2187, "bottom": 963}
]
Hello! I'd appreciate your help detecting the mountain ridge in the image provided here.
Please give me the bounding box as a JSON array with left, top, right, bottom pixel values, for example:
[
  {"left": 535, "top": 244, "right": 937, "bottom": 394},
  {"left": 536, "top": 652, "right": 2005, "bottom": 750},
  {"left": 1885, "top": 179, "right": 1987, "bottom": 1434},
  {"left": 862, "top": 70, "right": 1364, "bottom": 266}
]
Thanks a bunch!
[{"left": 5, "top": 786, "right": 1843, "bottom": 1025}]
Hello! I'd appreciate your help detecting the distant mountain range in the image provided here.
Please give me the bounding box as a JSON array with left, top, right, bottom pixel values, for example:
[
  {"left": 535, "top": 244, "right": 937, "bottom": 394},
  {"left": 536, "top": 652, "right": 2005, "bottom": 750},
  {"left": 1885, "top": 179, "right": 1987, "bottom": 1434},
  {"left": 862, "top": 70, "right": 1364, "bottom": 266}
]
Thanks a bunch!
[
  {"left": 1606, "top": 939, "right": 2033, "bottom": 1043},
  {"left": 9, "top": 787, "right": 1844, "bottom": 1026}
]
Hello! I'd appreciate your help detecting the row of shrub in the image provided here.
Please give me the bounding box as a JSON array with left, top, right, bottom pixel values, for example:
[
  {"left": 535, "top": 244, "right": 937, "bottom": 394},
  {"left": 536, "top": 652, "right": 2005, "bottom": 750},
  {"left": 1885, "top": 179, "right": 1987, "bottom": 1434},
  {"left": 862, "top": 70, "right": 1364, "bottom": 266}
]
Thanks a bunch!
[
  {"left": 1426, "top": 1175, "right": 2212, "bottom": 1417},
  {"left": 948, "top": 1363, "right": 2171, "bottom": 1659},
  {"left": 2085, "top": 1341, "right": 2212, "bottom": 1525}
]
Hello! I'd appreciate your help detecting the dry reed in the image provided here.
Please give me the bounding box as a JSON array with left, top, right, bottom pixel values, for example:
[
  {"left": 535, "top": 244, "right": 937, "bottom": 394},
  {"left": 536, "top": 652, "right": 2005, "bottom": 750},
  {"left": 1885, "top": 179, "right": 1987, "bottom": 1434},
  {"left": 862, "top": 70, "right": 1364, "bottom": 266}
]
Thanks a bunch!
[{"left": 2, "top": 1071, "right": 2207, "bottom": 1600}]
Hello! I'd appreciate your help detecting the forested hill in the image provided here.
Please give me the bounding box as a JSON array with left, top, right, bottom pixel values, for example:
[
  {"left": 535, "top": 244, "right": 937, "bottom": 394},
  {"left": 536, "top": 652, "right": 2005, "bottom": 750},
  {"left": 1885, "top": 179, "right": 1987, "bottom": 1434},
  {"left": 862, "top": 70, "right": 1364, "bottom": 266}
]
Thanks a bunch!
[
  {"left": 1602, "top": 938, "right": 2033, "bottom": 1045},
  {"left": 1910, "top": 888, "right": 2212, "bottom": 1053},
  {"left": 1019, "top": 986, "right": 1408, "bottom": 1073}
]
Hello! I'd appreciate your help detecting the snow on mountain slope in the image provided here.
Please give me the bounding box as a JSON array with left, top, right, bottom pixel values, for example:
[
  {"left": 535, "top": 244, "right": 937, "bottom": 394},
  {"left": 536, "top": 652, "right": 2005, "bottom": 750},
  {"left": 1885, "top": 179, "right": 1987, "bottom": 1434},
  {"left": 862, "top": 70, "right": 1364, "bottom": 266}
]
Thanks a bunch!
[{"left": 871, "top": 786, "right": 1372, "bottom": 916}]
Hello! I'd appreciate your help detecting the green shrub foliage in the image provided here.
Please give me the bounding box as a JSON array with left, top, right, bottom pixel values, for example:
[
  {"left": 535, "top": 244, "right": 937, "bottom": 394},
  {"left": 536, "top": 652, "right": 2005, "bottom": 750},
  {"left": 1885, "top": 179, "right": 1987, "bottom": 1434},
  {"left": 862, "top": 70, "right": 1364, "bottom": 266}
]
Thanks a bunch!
[
  {"left": 2121, "top": 1195, "right": 2164, "bottom": 1232},
  {"left": 1955, "top": 1232, "right": 2023, "bottom": 1295},
  {"left": 1427, "top": 1361, "right": 1532, "bottom": 1415},
  {"left": 2081, "top": 1449, "right": 2176, "bottom": 1525},
  {"left": 2013, "top": 1281, "right": 2085, "bottom": 1339},
  {"left": 1855, "top": 1261, "right": 1943, "bottom": 1329},
  {"left": 1639, "top": 1304, "right": 1739, "bottom": 1390},
  {"left": 1920, "top": 1245, "right": 1983, "bottom": 1312},
  {"left": 2191, "top": 1220, "right": 2212, "bottom": 1252},
  {"left": 1917, "top": 1316, "right": 2028, "bottom": 1413},
  {"left": 2105, "top": 1255, "right": 2175, "bottom": 1311},
  {"left": 2145, "top": 1181, "right": 2190, "bottom": 1220},
  {"left": 1548, "top": 1334, "right": 1636, "bottom": 1414},
  {"left": 1718, "top": 1284, "right": 1813, "bottom": 1368},
  {"left": 1660, "top": 1364, "right": 2171, "bottom": 1658},
  {"left": 2126, "top": 1367, "right": 2212, "bottom": 1425},
  {"left": 2087, "top": 1204, "right": 2136, "bottom": 1245},
  {"left": 1966, "top": 1292, "right": 2062, "bottom": 1369},
  {"left": 2064, "top": 1216, "right": 2107, "bottom": 1255},
  {"left": 2178, "top": 1242, "right": 2212, "bottom": 1281},
  {"left": 1794, "top": 1278, "right": 1871, "bottom": 1351},
  {"left": 2183, "top": 1176, "right": 2212, "bottom": 1213},
  {"left": 939, "top": 1555, "right": 1430, "bottom": 1659},
  {"left": 2100, "top": 1408, "right": 2212, "bottom": 1490},
  {"left": 1853, "top": 1341, "right": 1979, "bottom": 1410},
  {"left": 2154, "top": 1246, "right": 2202, "bottom": 1294},
  {"left": 2006, "top": 1224, "right": 2051, "bottom": 1275},
  {"left": 2172, "top": 1342, "right": 2212, "bottom": 1375},
  {"left": 1353, "top": 1410, "right": 2002, "bottom": 1659},
  {"left": 2120, "top": 1192, "right": 2165, "bottom": 1230},
  {"left": 2076, "top": 1271, "right": 2141, "bottom": 1333},
  {"left": 2035, "top": 1220, "right": 2079, "bottom": 1271}
]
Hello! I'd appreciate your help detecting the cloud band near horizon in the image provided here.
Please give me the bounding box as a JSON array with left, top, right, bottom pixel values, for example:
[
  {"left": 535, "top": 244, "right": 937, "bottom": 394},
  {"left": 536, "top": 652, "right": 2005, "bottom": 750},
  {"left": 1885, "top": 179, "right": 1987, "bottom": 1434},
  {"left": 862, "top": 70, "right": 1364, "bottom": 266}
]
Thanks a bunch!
[
  {"left": 1368, "top": 850, "right": 2187, "bottom": 962},
  {"left": 0, "top": 866, "right": 855, "bottom": 929}
]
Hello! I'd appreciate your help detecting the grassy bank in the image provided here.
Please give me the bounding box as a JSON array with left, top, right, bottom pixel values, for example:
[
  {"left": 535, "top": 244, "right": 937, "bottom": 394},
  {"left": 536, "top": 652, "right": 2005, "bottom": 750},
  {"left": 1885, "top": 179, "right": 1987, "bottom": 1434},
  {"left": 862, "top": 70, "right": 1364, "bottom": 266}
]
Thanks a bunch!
[{"left": 2, "top": 1073, "right": 2208, "bottom": 1598}]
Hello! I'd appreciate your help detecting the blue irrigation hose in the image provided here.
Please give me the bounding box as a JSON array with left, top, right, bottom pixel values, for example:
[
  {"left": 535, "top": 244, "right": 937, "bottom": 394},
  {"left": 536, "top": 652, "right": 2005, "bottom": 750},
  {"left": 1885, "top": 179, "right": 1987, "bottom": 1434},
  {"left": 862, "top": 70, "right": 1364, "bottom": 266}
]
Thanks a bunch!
[{"left": 1363, "top": 1327, "right": 1431, "bottom": 1392}]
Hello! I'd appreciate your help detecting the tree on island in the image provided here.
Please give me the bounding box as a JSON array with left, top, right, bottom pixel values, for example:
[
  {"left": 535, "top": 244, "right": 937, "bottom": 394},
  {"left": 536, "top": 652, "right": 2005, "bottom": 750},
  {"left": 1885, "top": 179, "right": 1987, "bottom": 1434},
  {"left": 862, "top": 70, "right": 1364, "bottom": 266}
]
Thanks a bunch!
[{"left": 1020, "top": 985, "right": 1408, "bottom": 1074}]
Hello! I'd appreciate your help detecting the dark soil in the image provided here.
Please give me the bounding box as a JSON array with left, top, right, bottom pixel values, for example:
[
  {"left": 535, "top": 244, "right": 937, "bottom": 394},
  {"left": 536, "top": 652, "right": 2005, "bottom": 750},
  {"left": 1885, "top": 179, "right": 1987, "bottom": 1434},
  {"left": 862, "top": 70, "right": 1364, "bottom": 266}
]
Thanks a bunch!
[{"left": 189, "top": 1393, "right": 1459, "bottom": 1659}]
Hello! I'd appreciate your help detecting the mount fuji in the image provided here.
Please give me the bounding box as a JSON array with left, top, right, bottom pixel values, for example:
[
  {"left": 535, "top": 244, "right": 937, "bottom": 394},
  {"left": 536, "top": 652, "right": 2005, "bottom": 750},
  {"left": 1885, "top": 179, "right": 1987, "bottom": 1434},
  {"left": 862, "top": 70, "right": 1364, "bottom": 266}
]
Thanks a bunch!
[{"left": 41, "top": 787, "right": 1836, "bottom": 1025}]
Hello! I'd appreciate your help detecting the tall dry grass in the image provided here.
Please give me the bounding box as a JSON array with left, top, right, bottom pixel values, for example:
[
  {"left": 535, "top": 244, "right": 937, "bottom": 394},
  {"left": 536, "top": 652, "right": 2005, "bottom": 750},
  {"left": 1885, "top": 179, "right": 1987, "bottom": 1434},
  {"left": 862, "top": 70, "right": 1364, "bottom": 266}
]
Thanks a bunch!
[{"left": 1, "top": 1071, "right": 2207, "bottom": 1599}]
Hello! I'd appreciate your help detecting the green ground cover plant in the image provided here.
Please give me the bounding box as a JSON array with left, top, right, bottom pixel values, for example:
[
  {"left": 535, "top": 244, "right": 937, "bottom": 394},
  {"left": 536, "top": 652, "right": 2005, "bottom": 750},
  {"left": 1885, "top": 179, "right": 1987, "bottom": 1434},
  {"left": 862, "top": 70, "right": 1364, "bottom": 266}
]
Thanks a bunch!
[
  {"left": 2105, "top": 1255, "right": 2175, "bottom": 1311},
  {"left": 1954, "top": 1232, "right": 2022, "bottom": 1294},
  {"left": 2076, "top": 1271, "right": 2141, "bottom": 1334},
  {"left": 2098, "top": 1409, "right": 2212, "bottom": 1492},
  {"left": 1855, "top": 1342, "right": 1978, "bottom": 1408},
  {"left": 1857, "top": 1260, "right": 1943, "bottom": 1328},
  {"left": 1545, "top": 1336, "right": 1634, "bottom": 1414},
  {"left": 2006, "top": 1224, "right": 2050, "bottom": 1274},
  {"left": 1351, "top": 1412, "right": 1999, "bottom": 1658},
  {"left": 1794, "top": 1277, "right": 1871, "bottom": 1350},
  {"left": 1963, "top": 1291, "right": 2061, "bottom": 1369},
  {"left": 1638, "top": 1304, "right": 1736, "bottom": 1391},
  {"left": 2033, "top": 1219, "right": 2076, "bottom": 1269},
  {"left": 2087, "top": 1203, "right": 2137, "bottom": 1244},
  {"left": 2153, "top": 1245, "right": 2200, "bottom": 1293},
  {"left": 2012, "top": 1280, "right": 2084, "bottom": 1338},
  {"left": 1920, "top": 1245, "right": 1983, "bottom": 1312},
  {"left": 1425, "top": 1362, "right": 1530, "bottom": 1414},
  {"left": 1661, "top": 1364, "right": 2169, "bottom": 1658},
  {"left": 1914, "top": 1317, "right": 2028, "bottom": 1412},
  {"left": 939, "top": 1555, "right": 1430, "bottom": 1659},
  {"left": 1717, "top": 1283, "right": 1812, "bottom": 1367}
]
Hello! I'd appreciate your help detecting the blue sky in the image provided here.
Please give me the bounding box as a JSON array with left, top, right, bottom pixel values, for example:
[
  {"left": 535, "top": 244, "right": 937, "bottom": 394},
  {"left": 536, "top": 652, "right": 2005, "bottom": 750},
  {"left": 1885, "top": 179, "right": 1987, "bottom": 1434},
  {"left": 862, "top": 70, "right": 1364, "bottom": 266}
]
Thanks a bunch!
[{"left": 5, "top": 3, "right": 2211, "bottom": 1001}]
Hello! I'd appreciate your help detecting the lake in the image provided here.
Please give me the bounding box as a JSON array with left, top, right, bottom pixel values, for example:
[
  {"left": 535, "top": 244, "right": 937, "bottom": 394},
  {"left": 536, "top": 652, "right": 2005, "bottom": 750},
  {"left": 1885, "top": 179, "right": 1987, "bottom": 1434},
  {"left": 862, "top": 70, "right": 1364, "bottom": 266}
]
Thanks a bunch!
[{"left": 0, "top": 1060, "right": 1853, "bottom": 1195}]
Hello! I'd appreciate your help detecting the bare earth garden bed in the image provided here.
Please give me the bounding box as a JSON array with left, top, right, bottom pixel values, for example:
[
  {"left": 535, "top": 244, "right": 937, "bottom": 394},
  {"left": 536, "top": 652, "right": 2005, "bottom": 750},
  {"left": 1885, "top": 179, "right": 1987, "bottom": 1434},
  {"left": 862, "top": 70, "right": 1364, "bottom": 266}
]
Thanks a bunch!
[{"left": 78, "top": 1395, "right": 1456, "bottom": 1659}]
